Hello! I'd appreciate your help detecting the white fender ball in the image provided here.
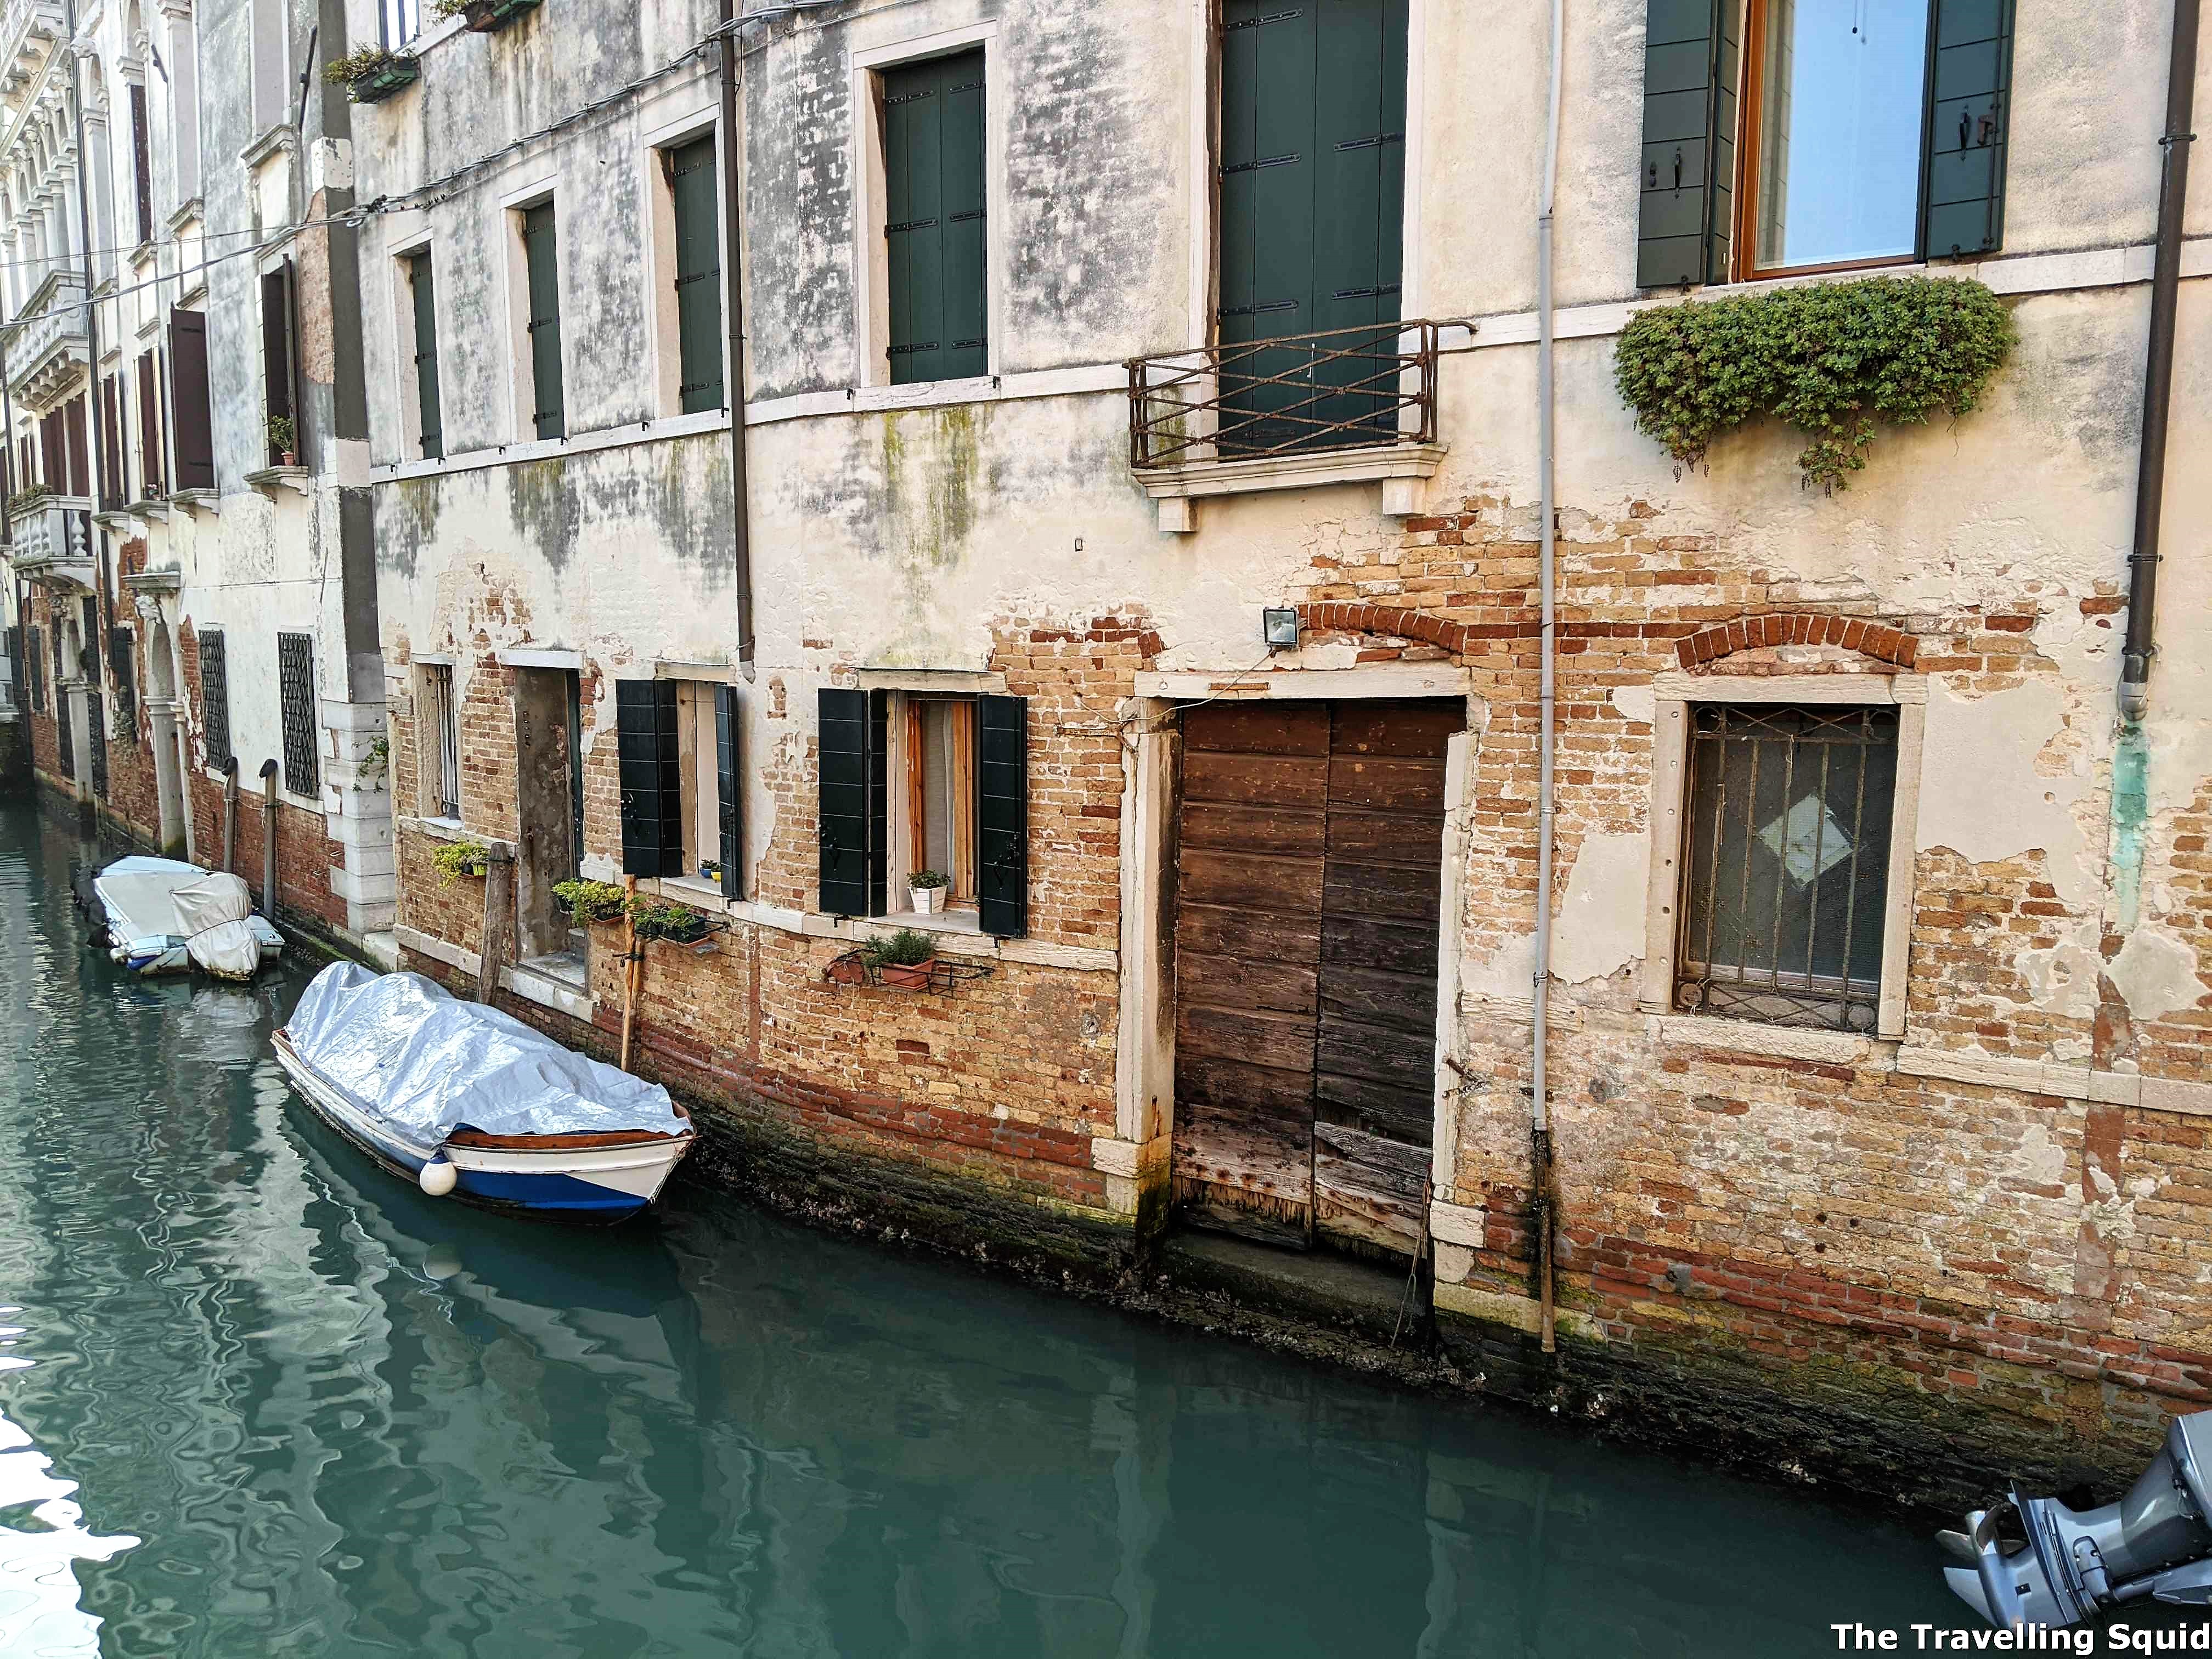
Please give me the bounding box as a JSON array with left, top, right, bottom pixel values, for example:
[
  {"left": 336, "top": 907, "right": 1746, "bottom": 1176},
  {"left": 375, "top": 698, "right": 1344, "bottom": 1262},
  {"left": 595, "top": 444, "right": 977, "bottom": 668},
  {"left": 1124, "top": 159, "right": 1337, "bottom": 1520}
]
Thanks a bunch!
[{"left": 418, "top": 1158, "right": 458, "bottom": 1198}]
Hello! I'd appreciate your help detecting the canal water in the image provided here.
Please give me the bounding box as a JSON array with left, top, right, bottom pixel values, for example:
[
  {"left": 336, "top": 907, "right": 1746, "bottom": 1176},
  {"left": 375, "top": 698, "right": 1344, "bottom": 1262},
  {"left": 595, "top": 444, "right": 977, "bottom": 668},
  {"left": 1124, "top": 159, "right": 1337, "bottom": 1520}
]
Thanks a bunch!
[{"left": 0, "top": 799, "right": 1965, "bottom": 1657}]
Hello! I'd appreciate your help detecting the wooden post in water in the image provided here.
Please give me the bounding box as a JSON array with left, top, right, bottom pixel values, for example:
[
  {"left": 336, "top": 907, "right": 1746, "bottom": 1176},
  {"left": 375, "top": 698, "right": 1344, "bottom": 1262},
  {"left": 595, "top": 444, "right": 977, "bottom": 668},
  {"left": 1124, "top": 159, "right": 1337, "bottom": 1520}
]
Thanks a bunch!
[
  {"left": 619, "top": 874, "right": 641, "bottom": 1071},
  {"left": 478, "top": 844, "right": 516, "bottom": 1004}
]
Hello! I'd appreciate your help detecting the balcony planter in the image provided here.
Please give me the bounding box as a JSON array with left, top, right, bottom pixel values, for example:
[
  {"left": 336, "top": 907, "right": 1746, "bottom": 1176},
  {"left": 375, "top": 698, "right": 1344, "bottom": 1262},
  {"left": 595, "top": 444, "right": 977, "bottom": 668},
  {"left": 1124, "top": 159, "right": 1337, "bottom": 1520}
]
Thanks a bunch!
[
  {"left": 435, "top": 0, "right": 542, "bottom": 32},
  {"left": 431, "top": 839, "right": 491, "bottom": 883},
  {"left": 324, "top": 46, "right": 418, "bottom": 103},
  {"left": 863, "top": 928, "right": 939, "bottom": 991},
  {"left": 629, "top": 899, "right": 714, "bottom": 947}
]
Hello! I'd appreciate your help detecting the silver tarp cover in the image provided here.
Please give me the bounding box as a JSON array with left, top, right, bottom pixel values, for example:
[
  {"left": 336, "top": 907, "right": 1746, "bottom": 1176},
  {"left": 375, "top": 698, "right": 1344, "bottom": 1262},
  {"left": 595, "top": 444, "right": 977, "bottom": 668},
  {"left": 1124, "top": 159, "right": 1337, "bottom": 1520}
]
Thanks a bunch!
[{"left": 286, "top": 963, "right": 689, "bottom": 1145}]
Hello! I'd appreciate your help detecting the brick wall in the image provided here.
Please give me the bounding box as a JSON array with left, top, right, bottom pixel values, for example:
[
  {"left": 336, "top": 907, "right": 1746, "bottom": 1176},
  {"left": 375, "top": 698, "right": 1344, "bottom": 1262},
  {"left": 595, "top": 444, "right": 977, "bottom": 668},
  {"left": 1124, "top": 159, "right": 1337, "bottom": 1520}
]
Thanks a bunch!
[{"left": 1286, "top": 488, "right": 2212, "bottom": 1487}]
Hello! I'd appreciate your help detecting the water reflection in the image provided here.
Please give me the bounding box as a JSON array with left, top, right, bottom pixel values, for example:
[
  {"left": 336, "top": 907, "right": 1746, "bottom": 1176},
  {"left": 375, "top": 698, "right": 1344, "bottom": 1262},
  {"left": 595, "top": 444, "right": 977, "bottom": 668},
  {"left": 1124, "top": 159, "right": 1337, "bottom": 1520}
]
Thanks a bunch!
[{"left": 0, "top": 802, "right": 1963, "bottom": 1656}]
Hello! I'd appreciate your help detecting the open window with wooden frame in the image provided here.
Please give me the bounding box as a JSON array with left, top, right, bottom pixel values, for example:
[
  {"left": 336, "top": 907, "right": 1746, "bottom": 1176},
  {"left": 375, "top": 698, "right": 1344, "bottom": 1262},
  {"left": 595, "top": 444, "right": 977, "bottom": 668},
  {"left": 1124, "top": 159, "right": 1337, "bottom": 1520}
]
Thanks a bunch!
[
  {"left": 418, "top": 661, "right": 461, "bottom": 821},
  {"left": 817, "top": 687, "right": 1028, "bottom": 936},
  {"left": 1635, "top": 0, "right": 2013, "bottom": 289},
  {"left": 261, "top": 261, "right": 300, "bottom": 466}
]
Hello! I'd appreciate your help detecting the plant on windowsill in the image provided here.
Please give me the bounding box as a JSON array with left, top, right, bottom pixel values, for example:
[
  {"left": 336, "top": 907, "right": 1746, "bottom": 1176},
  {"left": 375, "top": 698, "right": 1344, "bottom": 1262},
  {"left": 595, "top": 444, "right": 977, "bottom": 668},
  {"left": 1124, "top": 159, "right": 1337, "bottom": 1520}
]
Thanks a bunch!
[
  {"left": 861, "top": 927, "right": 939, "bottom": 991},
  {"left": 323, "top": 44, "right": 419, "bottom": 102},
  {"left": 552, "top": 879, "right": 628, "bottom": 925},
  {"left": 430, "top": 0, "right": 543, "bottom": 32},
  {"left": 432, "top": 838, "right": 490, "bottom": 883},
  {"left": 8, "top": 483, "right": 53, "bottom": 514},
  {"left": 629, "top": 897, "right": 713, "bottom": 947},
  {"left": 906, "top": 870, "right": 949, "bottom": 916},
  {"left": 1612, "top": 275, "right": 2017, "bottom": 492},
  {"left": 266, "top": 415, "right": 296, "bottom": 468}
]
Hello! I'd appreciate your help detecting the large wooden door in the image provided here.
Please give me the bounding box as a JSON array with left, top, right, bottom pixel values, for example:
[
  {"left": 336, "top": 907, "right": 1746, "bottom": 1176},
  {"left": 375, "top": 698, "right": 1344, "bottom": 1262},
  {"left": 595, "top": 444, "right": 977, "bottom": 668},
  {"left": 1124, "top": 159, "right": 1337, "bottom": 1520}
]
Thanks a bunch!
[{"left": 1172, "top": 699, "right": 1458, "bottom": 1255}]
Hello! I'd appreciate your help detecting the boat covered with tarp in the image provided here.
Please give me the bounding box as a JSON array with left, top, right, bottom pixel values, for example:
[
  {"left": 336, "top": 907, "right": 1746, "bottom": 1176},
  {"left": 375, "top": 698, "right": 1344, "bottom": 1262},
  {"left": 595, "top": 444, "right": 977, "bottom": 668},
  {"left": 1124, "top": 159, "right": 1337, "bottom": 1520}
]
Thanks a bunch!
[
  {"left": 79, "top": 855, "right": 283, "bottom": 979},
  {"left": 272, "top": 962, "right": 695, "bottom": 1222}
]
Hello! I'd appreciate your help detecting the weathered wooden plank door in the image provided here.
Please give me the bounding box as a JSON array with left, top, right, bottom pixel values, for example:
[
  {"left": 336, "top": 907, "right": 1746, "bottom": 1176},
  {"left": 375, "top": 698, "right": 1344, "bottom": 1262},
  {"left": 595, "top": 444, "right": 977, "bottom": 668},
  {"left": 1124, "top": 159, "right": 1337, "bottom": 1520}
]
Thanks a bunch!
[{"left": 1172, "top": 699, "right": 1458, "bottom": 1254}]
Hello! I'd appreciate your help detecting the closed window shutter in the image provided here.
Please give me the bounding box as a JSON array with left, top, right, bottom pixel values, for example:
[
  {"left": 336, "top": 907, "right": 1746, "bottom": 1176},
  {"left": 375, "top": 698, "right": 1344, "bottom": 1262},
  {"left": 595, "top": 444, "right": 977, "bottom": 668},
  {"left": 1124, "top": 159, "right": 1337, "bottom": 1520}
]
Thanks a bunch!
[
  {"left": 1635, "top": 0, "right": 1737, "bottom": 289},
  {"left": 616, "top": 680, "right": 681, "bottom": 877},
  {"left": 670, "top": 138, "right": 725, "bottom": 413},
  {"left": 409, "top": 255, "right": 444, "bottom": 459},
  {"left": 137, "top": 349, "right": 164, "bottom": 495},
  {"left": 262, "top": 263, "right": 297, "bottom": 465},
  {"left": 974, "top": 693, "right": 1027, "bottom": 939},
  {"left": 1311, "top": 0, "right": 1408, "bottom": 337},
  {"left": 1921, "top": 0, "right": 2013, "bottom": 258},
  {"left": 1219, "top": 2, "right": 1317, "bottom": 346},
  {"left": 98, "top": 378, "right": 122, "bottom": 510},
  {"left": 715, "top": 682, "right": 742, "bottom": 899},
  {"left": 129, "top": 82, "right": 154, "bottom": 246},
  {"left": 883, "top": 49, "right": 987, "bottom": 386},
  {"left": 523, "top": 204, "right": 566, "bottom": 439},
  {"left": 817, "top": 687, "right": 888, "bottom": 918},
  {"left": 65, "top": 398, "right": 88, "bottom": 498},
  {"left": 171, "top": 308, "right": 216, "bottom": 491}
]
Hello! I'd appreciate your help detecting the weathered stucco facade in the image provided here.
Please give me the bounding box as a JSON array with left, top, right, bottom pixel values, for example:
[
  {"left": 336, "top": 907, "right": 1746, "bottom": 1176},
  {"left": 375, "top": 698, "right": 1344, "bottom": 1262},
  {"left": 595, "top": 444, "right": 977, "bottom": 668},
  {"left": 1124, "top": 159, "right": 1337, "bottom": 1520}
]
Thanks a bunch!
[
  {"left": 351, "top": 0, "right": 2212, "bottom": 1503},
  {"left": 2, "top": 0, "right": 392, "bottom": 949}
]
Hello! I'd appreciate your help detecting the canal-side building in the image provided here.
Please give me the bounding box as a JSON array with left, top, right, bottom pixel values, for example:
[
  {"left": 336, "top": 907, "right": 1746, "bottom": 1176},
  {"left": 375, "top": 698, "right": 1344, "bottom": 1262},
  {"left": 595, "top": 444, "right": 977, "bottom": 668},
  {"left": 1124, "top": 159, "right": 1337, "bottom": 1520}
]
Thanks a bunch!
[
  {"left": 359, "top": 0, "right": 2212, "bottom": 1499},
  {"left": 0, "top": 0, "right": 393, "bottom": 951}
]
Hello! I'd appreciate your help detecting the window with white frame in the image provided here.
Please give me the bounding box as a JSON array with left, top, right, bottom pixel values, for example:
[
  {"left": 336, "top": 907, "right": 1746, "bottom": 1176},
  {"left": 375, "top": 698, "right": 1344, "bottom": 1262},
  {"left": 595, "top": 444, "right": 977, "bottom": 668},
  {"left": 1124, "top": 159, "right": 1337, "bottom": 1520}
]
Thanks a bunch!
[
  {"left": 653, "top": 133, "right": 725, "bottom": 415},
  {"left": 1642, "top": 675, "right": 1925, "bottom": 1039},
  {"left": 511, "top": 199, "right": 566, "bottom": 440},
  {"left": 419, "top": 662, "right": 460, "bottom": 821},
  {"left": 381, "top": 0, "right": 423, "bottom": 47}
]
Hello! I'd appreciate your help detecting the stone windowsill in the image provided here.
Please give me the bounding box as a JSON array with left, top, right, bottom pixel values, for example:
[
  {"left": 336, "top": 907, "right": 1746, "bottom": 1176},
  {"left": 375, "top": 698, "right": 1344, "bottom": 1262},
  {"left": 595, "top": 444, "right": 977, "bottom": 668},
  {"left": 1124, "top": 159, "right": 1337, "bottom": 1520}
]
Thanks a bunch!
[
  {"left": 398, "top": 815, "right": 504, "bottom": 854},
  {"left": 1135, "top": 441, "right": 1447, "bottom": 532},
  {"left": 123, "top": 497, "right": 170, "bottom": 520},
  {"left": 876, "top": 906, "right": 982, "bottom": 938},
  {"left": 244, "top": 465, "right": 311, "bottom": 498},
  {"left": 168, "top": 489, "right": 218, "bottom": 516}
]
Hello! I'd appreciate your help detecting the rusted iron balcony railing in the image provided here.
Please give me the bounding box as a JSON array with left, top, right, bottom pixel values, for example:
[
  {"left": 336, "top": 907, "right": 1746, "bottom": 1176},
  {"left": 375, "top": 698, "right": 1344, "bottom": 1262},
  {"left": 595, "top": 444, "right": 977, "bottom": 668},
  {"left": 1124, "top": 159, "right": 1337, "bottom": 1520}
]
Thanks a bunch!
[{"left": 1126, "top": 320, "right": 1439, "bottom": 471}]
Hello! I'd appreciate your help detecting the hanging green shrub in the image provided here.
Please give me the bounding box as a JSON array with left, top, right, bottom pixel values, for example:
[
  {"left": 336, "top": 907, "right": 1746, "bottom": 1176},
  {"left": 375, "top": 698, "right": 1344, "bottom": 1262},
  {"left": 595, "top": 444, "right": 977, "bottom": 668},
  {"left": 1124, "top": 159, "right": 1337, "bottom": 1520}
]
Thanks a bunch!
[
  {"left": 431, "top": 839, "right": 490, "bottom": 883},
  {"left": 1612, "top": 276, "right": 2016, "bottom": 491}
]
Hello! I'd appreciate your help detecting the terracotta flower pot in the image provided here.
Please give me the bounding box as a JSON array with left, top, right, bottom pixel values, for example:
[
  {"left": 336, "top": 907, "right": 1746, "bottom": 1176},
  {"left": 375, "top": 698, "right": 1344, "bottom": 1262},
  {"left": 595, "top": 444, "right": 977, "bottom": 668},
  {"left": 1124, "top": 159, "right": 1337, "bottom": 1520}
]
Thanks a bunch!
[
  {"left": 827, "top": 955, "right": 869, "bottom": 986},
  {"left": 879, "top": 958, "right": 938, "bottom": 991}
]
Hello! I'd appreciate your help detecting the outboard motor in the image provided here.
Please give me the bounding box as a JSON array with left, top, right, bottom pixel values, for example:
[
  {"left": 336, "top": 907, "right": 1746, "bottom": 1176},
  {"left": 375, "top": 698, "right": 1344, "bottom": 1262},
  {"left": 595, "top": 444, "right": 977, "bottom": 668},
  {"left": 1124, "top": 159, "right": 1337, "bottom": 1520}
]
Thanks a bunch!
[{"left": 1943, "top": 1410, "right": 2212, "bottom": 1627}]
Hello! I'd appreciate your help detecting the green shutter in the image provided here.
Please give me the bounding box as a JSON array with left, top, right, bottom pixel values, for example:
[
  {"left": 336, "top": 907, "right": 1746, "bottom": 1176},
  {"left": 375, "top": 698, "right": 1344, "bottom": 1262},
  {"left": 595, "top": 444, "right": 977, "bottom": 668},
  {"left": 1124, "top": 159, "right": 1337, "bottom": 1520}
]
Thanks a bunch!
[
  {"left": 975, "top": 695, "right": 1027, "bottom": 940},
  {"left": 522, "top": 202, "right": 565, "bottom": 439},
  {"left": 1636, "top": 0, "right": 1737, "bottom": 289},
  {"left": 883, "top": 49, "right": 986, "bottom": 386},
  {"left": 715, "top": 682, "right": 742, "bottom": 900},
  {"left": 670, "top": 137, "right": 725, "bottom": 413},
  {"left": 818, "top": 688, "right": 887, "bottom": 918},
  {"left": 1921, "top": 0, "right": 2012, "bottom": 258},
  {"left": 409, "top": 253, "right": 443, "bottom": 459},
  {"left": 617, "top": 681, "right": 681, "bottom": 877}
]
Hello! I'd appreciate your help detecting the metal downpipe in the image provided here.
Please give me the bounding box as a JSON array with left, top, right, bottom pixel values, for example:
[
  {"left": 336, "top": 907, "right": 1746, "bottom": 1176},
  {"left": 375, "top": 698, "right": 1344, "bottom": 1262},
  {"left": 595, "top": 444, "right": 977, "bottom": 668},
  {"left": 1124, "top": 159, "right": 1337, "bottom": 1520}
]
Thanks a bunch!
[
  {"left": 2119, "top": 0, "right": 2199, "bottom": 723},
  {"left": 1531, "top": 0, "right": 1565, "bottom": 1355},
  {"left": 719, "top": 0, "right": 757, "bottom": 668}
]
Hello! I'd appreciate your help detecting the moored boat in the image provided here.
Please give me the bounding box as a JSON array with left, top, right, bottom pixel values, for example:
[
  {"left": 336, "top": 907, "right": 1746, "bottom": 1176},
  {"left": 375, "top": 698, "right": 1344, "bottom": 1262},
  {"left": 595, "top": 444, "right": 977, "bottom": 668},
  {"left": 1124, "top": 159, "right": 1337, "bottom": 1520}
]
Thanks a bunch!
[
  {"left": 80, "top": 855, "right": 283, "bottom": 979},
  {"left": 274, "top": 962, "right": 694, "bottom": 1223}
]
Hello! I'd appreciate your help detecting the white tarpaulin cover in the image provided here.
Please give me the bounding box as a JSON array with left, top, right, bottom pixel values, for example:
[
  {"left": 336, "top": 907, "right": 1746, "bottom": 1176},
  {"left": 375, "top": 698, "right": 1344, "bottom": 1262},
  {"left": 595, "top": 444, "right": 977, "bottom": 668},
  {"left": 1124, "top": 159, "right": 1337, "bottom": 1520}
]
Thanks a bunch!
[
  {"left": 286, "top": 962, "right": 689, "bottom": 1145},
  {"left": 171, "top": 873, "right": 261, "bottom": 979}
]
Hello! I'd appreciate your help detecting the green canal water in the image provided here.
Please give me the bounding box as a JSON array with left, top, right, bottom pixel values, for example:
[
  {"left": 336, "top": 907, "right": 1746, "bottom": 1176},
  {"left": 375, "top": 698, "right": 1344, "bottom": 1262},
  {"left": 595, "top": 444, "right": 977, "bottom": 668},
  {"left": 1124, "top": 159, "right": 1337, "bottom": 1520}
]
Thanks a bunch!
[{"left": 0, "top": 799, "right": 1966, "bottom": 1656}]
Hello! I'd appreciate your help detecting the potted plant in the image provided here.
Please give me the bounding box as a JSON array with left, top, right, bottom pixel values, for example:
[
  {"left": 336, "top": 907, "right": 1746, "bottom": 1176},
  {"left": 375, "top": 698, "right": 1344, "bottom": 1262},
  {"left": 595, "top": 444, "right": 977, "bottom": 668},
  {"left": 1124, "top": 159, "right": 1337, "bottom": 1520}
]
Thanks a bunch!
[
  {"left": 323, "top": 43, "right": 419, "bottom": 102},
  {"left": 629, "top": 898, "right": 712, "bottom": 946},
  {"left": 907, "top": 870, "right": 948, "bottom": 915},
  {"left": 552, "top": 878, "right": 627, "bottom": 924},
  {"left": 267, "top": 415, "right": 296, "bottom": 467},
  {"left": 431, "top": 838, "right": 490, "bottom": 883},
  {"left": 9, "top": 483, "right": 53, "bottom": 514},
  {"left": 862, "top": 927, "right": 939, "bottom": 990},
  {"left": 432, "top": 0, "right": 543, "bottom": 32}
]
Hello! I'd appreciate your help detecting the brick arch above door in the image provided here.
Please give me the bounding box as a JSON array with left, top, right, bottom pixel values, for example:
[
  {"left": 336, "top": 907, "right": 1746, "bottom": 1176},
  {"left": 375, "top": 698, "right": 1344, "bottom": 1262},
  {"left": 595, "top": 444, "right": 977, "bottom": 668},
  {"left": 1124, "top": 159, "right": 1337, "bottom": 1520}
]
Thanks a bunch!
[
  {"left": 1293, "top": 603, "right": 1477, "bottom": 657},
  {"left": 1675, "top": 613, "right": 1919, "bottom": 670}
]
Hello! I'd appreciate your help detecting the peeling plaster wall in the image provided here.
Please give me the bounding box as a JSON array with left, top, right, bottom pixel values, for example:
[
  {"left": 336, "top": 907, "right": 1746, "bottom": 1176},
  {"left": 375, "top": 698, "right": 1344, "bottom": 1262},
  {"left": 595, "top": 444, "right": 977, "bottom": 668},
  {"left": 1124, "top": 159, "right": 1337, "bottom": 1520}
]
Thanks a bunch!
[{"left": 349, "top": 0, "right": 2212, "bottom": 1484}]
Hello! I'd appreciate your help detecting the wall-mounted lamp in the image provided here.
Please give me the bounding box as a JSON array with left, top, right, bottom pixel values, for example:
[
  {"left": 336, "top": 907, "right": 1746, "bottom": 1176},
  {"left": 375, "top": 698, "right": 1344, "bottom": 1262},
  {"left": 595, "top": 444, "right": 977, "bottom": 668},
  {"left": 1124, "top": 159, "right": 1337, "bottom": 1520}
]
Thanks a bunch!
[{"left": 1262, "top": 607, "right": 1300, "bottom": 651}]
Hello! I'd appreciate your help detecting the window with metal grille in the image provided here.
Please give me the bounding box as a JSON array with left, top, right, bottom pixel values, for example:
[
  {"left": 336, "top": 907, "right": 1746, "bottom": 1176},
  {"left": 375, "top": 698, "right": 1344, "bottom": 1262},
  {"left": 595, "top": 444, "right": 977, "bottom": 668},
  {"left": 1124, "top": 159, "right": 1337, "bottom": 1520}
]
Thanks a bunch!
[
  {"left": 25, "top": 627, "right": 44, "bottom": 714},
  {"left": 87, "top": 690, "right": 108, "bottom": 798},
  {"left": 57, "top": 681, "right": 74, "bottom": 777},
  {"left": 278, "top": 633, "right": 319, "bottom": 796},
  {"left": 109, "top": 626, "right": 135, "bottom": 730},
  {"left": 3, "top": 625, "right": 19, "bottom": 713},
  {"left": 421, "top": 663, "right": 460, "bottom": 820},
  {"left": 1675, "top": 704, "right": 1899, "bottom": 1032},
  {"left": 199, "top": 629, "right": 231, "bottom": 769}
]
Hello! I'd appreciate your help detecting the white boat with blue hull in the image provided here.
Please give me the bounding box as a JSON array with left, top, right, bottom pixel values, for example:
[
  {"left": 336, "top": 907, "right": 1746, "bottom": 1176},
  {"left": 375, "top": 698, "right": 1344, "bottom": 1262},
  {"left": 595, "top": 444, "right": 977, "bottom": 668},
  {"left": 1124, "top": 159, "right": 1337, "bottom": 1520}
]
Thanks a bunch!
[{"left": 275, "top": 963, "right": 694, "bottom": 1224}]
